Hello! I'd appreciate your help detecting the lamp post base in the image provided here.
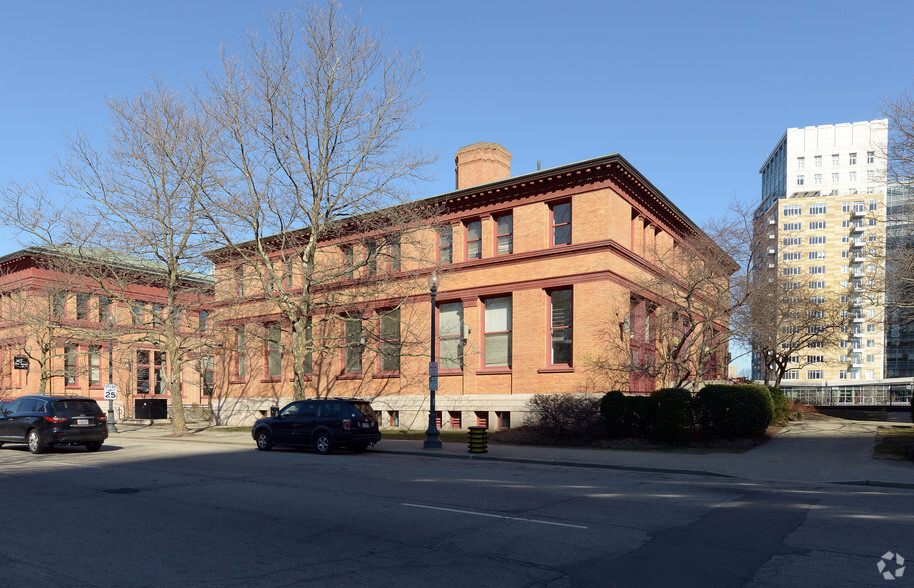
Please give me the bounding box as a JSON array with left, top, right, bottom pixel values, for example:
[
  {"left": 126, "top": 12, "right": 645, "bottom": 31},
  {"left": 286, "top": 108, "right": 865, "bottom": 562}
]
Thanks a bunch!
[
  {"left": 106, "top": 402, "right": 118, "bottom": 434},
  {"left": 423, "top": 432, "right": 442, "bottom": 449}
]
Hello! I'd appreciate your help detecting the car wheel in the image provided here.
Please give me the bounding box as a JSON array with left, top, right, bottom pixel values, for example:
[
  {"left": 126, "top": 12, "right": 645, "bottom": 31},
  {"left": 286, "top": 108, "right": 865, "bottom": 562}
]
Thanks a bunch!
[
  {"left": 85, "top": 441, "right": 103, "bottom": 452},
  {"left": 314, "top": 432, "right": 334, "bottom": 455},
  {"left": 351, "top": 442, "right": 370, "bottom": 453},
  {"left": 255, "top": 429, "right": 273, "bottom": 451},
  {"left": 27, "top": 430, "right": 47, "bottom": 454}
]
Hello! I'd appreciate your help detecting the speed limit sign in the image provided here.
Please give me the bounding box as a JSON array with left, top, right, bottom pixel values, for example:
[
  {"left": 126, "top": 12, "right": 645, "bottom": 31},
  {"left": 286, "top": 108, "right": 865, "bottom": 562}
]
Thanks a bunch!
[{"left": 103, "top": 384, "right": 118, "bottom": 400}]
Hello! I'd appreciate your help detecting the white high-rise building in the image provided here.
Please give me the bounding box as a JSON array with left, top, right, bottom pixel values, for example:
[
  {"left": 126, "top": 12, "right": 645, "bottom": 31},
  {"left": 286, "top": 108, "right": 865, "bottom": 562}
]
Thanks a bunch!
[{"left": 753, "top": 120, "right": 889, "bottom": 387}]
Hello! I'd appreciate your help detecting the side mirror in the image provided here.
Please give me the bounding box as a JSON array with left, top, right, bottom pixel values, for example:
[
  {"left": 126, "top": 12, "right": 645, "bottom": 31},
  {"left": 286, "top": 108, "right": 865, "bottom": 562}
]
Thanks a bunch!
[{"left": 269, "top": 406, "right": 279, "bottom": 418}]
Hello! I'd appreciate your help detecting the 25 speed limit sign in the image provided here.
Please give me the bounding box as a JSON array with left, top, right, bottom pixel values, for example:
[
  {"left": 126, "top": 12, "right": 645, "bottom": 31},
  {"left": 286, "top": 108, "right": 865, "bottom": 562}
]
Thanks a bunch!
[{"left": 103, "top": 384, "right": 118, "bottom": 400}]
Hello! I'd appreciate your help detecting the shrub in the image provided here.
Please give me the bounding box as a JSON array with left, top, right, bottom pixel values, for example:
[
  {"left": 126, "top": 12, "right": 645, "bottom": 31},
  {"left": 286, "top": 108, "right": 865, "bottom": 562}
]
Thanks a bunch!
[
  {"left": 600, "top": 391, "right": 629, "bottom": 437},
  {"left": 768, "top": 387, "right": 790, "bottom": 425},
  {"left": 694, "top": 383, "right": 774, "bottom": 438},
  {"left": 652, "top": 396, "right": 695, "bottom": 444},
  {"left": 527, "top": 393, "right": 602, "bottom": 439},
  {"left": 627, "top": 395, "right": 657, "bottom": 438}
]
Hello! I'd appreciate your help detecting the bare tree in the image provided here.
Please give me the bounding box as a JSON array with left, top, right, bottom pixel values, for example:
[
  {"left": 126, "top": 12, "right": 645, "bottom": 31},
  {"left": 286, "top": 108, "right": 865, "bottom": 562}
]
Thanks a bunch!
[
  {"left": 0, "top": 78, "right": 216, "bottom": 435},
  {"left": 584, "top": 207, "right": 747, "bottom": 391},
  {"left": 199, "top": 1, "right": 435, "bottom": 401}
]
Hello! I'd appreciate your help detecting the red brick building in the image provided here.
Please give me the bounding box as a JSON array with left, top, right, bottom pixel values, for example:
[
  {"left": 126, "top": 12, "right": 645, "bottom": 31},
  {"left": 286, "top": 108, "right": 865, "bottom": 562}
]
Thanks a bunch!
[{"left": 207, "top": 143, "right": 729, "bottom": 428}]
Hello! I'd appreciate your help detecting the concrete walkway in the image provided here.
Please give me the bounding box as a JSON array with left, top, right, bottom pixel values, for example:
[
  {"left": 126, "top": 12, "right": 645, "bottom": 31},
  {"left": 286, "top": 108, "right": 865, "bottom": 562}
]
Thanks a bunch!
[{"left": 111, "top": 418, "right": 914, "bottom": 489}]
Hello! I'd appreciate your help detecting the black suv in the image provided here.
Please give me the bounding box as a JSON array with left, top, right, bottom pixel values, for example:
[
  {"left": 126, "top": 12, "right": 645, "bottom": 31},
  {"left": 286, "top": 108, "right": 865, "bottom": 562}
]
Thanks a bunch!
[
  {"left": 252, "top": 397, "right": 381, "bottom": 454},
  {"left": 0, "top": 395, "right": 108, "bottom": 454}
]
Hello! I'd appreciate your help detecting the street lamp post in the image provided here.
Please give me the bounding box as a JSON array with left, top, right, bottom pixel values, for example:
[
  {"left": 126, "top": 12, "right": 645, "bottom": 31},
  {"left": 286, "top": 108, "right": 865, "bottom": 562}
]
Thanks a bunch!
[
  {"left": 106, "top": 312, "right": 118, "bottom": 433},
  {"left": 424, "top": 272, "right": 442, "bottom": 449}
]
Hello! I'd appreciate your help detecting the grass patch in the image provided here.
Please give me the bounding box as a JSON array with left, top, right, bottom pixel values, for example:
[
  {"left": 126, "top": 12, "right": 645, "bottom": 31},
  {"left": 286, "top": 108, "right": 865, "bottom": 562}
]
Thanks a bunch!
[
  {"left": 873, "top": 426, "right": 914, "bottom": 461},
  {"left": 205, "top": 426, "right": 253, "bottom": 433}
]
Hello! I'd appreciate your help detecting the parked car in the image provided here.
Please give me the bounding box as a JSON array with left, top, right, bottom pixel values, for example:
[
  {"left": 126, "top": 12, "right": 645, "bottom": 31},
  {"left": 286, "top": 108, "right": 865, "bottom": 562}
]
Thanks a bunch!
[
  {"left": 0, "top": 395, "right": 108, "bottom": 454},
  {"left": 252, "top": 397, "right": 381, "bottom": 454}
]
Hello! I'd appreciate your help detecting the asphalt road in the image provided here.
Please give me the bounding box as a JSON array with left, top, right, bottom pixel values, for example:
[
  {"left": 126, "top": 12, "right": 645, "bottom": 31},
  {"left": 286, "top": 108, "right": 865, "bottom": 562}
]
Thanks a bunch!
[{"left": 0, "top": 437, "right": 911, "bottom": 587}]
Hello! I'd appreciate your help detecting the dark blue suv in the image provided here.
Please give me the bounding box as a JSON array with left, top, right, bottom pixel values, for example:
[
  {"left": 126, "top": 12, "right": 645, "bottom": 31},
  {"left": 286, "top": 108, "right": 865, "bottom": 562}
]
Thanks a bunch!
[
  {"left": 0, "top": 395, "right": 108, "bottom": 454},
  {"left": 252, "top": 398, "right": 380, "bottom": 454}
]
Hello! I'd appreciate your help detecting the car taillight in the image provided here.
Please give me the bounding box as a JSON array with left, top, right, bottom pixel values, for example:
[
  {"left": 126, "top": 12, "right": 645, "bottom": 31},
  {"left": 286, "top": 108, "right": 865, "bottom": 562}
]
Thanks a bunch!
[
  {"left": 342, "top": 418, "right": 351, "bottom": 431},
  {"left": 44, "top": 416, "right": 67, "bottom": 423},
  {"left": 97, "top": 414, "right": 107, "bottom": 422}
]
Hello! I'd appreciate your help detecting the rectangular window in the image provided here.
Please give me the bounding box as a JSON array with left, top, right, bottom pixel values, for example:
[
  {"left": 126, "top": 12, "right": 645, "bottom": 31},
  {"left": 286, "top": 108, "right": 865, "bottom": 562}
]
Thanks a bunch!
[
  {"left": 131, "top": 302, "right": 144, "bottom": 326},
  {"left": 549, "top": 288, "right": 573, "bottom": 365},
  {"left": 136, "top": 350, "right": 165, "bottom": 394},
  {"left": 475, "top": 411, "right": 488, "bottom": 428},
  {"left": 76, "top": 293, "right": 89, "bottom": 320},
  {"left": 783, "top": 222, "right": 801, "bottom": 231},
  {"left": 783, "top": 267, "right": 801, "bottom": 276},
  {"left": 98, "top": 296, "right": 110, "bottom": 323},
  {"left": 344, "top": 317, "right": 363, "bottom": 373},
  {"left": 64, "top": 345, "right": 78, "bottom": 386},
  {"left": 783, "top": 370, "right": 799, "bottom": 380},
  {"left": 807, "top": 370, "right": 823, "bottom": 380},
  {"left": 51, "top": 291, "right": 66, "bottom": 319},
  {"left": 342, "top": 246, "right": 354, "bottom": 279},
  {"left": 808, "top": 266, "right": 825, "bottom": 274},
  {"left": 797, "top": 175, "right": 804, "bottom": 186},
  {"left": 797, "top": 157, "right": 805, "bottom": 169},
  {"left": 849, "top": 153, "right": 857, "bottom": 165},
  {"left": 784, "top": 237, "right": 802, "bottom": 246},
  {"left": 783, "top": 252, "right": 801, "bottom": 261},
  {"left": 832, "top": 154, "right": 840, "bottom": 166},
  {"left": 849, "top": 171, "right": 857, "bottom": 182},
  {"left": 497, "top": 411, "right": 511, "bottom": 430},
  {"left": 283, "top": 258, "right": 295, "bottom": 290},
  {"left": 449, "top": 411, "right": 462, "bottom": 429},
  {"left": 365, "top": 240, "right": 378, "bottom": 275},
  {"left": 465, "top": 220, "right": 482, "bottom": 260},
  {"left": 483, "top": 296, "right": 512, "bottom": 367},
  {"left": 814, "top": 174, "right": 822, "bottom": 185},
  {"left": 438, "top": 302, "right": 463, "bottom": 370},
  {"left": 815, "top": 155, "right": 822, "bottom": 167},
  {"left": 496, "top": 214, "right": 513, "bottom": 255},
  {"left": 198, "top": 310, "right": 208, "bottom": 333},
  {"left": 201, "top": 356, "right": 214, "bottom": 396},
  {"left": 88, "top": 345, "right": 101, "bottom": 386},
  {"left": 551, "top": 202, "right": 571, "bottom": 246},
  {"left": 808, "top": 281, "right": 825, "bottom": 289},
  {"left": 809, "top": 204, "right": 826, "bottom": 215},
  {"left": 234, "top": 266, "right": 244, "bottom": 297},
  {"left": 388, "top": 236, "right": 401, "bottom": 272},
  {"left": 235, "top": 327, "right": 246, "bottom": 379},
  {"left": 266, "top": 323, "right": 282, "bottom": 378},
  {"left": 783, "top": 205, "right": 801, "bottom": 216},
  {"left": 867, "top": 151, "right": 875, "bottom": 164},
  {"left": 379, "top": 309, "right": 401, "bottom": 372},
  {"left": 809, "top": 221, "right": 826, "bottom": 230},
  {"left": 152, "top": 303, "right": 163, "bottom": 328},
  {"left": 832, "top": 172, "right": 839, "bottom": 183},
  {"left": 808, "top": 252, "right": 826, "bottom": 259},
  {"left": 438, "top": 228, "right": 452, "bottom": 264},
  {"left": 389, "top": 411, "right": 399, "bottom": 427}
]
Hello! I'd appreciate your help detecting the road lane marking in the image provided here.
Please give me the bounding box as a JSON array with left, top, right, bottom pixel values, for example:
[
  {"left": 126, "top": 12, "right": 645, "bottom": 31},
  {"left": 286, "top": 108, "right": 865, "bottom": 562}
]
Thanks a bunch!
[{"left": 402, "top": 503, "right": 587, "bottom": 529}]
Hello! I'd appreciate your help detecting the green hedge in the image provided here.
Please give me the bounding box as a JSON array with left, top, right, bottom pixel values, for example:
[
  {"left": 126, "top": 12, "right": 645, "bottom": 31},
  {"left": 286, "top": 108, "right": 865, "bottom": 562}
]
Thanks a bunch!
[
  {"left": 768, "top": 387, "right": 790, "bottom": 425},
  {"left": 694, "top": 384, "right": 774, "bottom": 438}
]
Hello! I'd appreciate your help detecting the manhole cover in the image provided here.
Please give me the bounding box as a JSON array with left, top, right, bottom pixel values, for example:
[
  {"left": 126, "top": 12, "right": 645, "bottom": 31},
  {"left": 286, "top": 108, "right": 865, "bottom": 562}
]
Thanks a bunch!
[{"left": 102, "top": 488, "right": 142, "bottom": 495}]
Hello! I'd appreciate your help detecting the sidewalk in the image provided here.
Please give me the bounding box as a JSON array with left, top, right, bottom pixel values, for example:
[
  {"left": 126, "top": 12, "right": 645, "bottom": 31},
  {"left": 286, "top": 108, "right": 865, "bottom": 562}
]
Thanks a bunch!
[{"left": 111, "top": 419, "right": 914, "bottom": 489}]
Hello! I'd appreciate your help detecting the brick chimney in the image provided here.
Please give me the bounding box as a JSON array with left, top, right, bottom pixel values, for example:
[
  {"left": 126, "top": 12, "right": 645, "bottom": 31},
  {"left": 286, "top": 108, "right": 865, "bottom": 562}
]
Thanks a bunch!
[{"left": 454, "top": 142, "right": 511, "bottom": 190}]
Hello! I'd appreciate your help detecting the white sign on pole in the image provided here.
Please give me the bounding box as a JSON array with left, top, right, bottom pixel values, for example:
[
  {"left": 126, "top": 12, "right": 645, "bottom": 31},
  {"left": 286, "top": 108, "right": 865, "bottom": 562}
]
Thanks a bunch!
[{"left": 103, "top": 384, "right": 118, "bottom": 400}]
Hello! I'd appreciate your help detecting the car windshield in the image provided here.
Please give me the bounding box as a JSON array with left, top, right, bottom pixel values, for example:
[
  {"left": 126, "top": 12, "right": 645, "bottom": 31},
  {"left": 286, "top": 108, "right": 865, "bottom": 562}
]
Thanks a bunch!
[{"left": 52, "top": 400, "right": 102, "bottom": 416}]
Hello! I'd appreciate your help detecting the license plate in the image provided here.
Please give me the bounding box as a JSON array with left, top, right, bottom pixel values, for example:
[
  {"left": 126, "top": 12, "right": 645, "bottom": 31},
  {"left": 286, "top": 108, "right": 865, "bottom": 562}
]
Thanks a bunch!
[
  {"left": 360, "top": 422, "right": 369, "bottom": 428},
  {"left": 76, "top": 418, "right": 89, "bottom": 426}
]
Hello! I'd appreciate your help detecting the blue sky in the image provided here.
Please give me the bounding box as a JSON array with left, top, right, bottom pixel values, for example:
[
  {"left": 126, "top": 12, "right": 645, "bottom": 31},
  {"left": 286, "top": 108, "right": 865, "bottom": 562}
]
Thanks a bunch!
[{"left": 2, "top": 0, "right": 914, "bottom": 369}]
